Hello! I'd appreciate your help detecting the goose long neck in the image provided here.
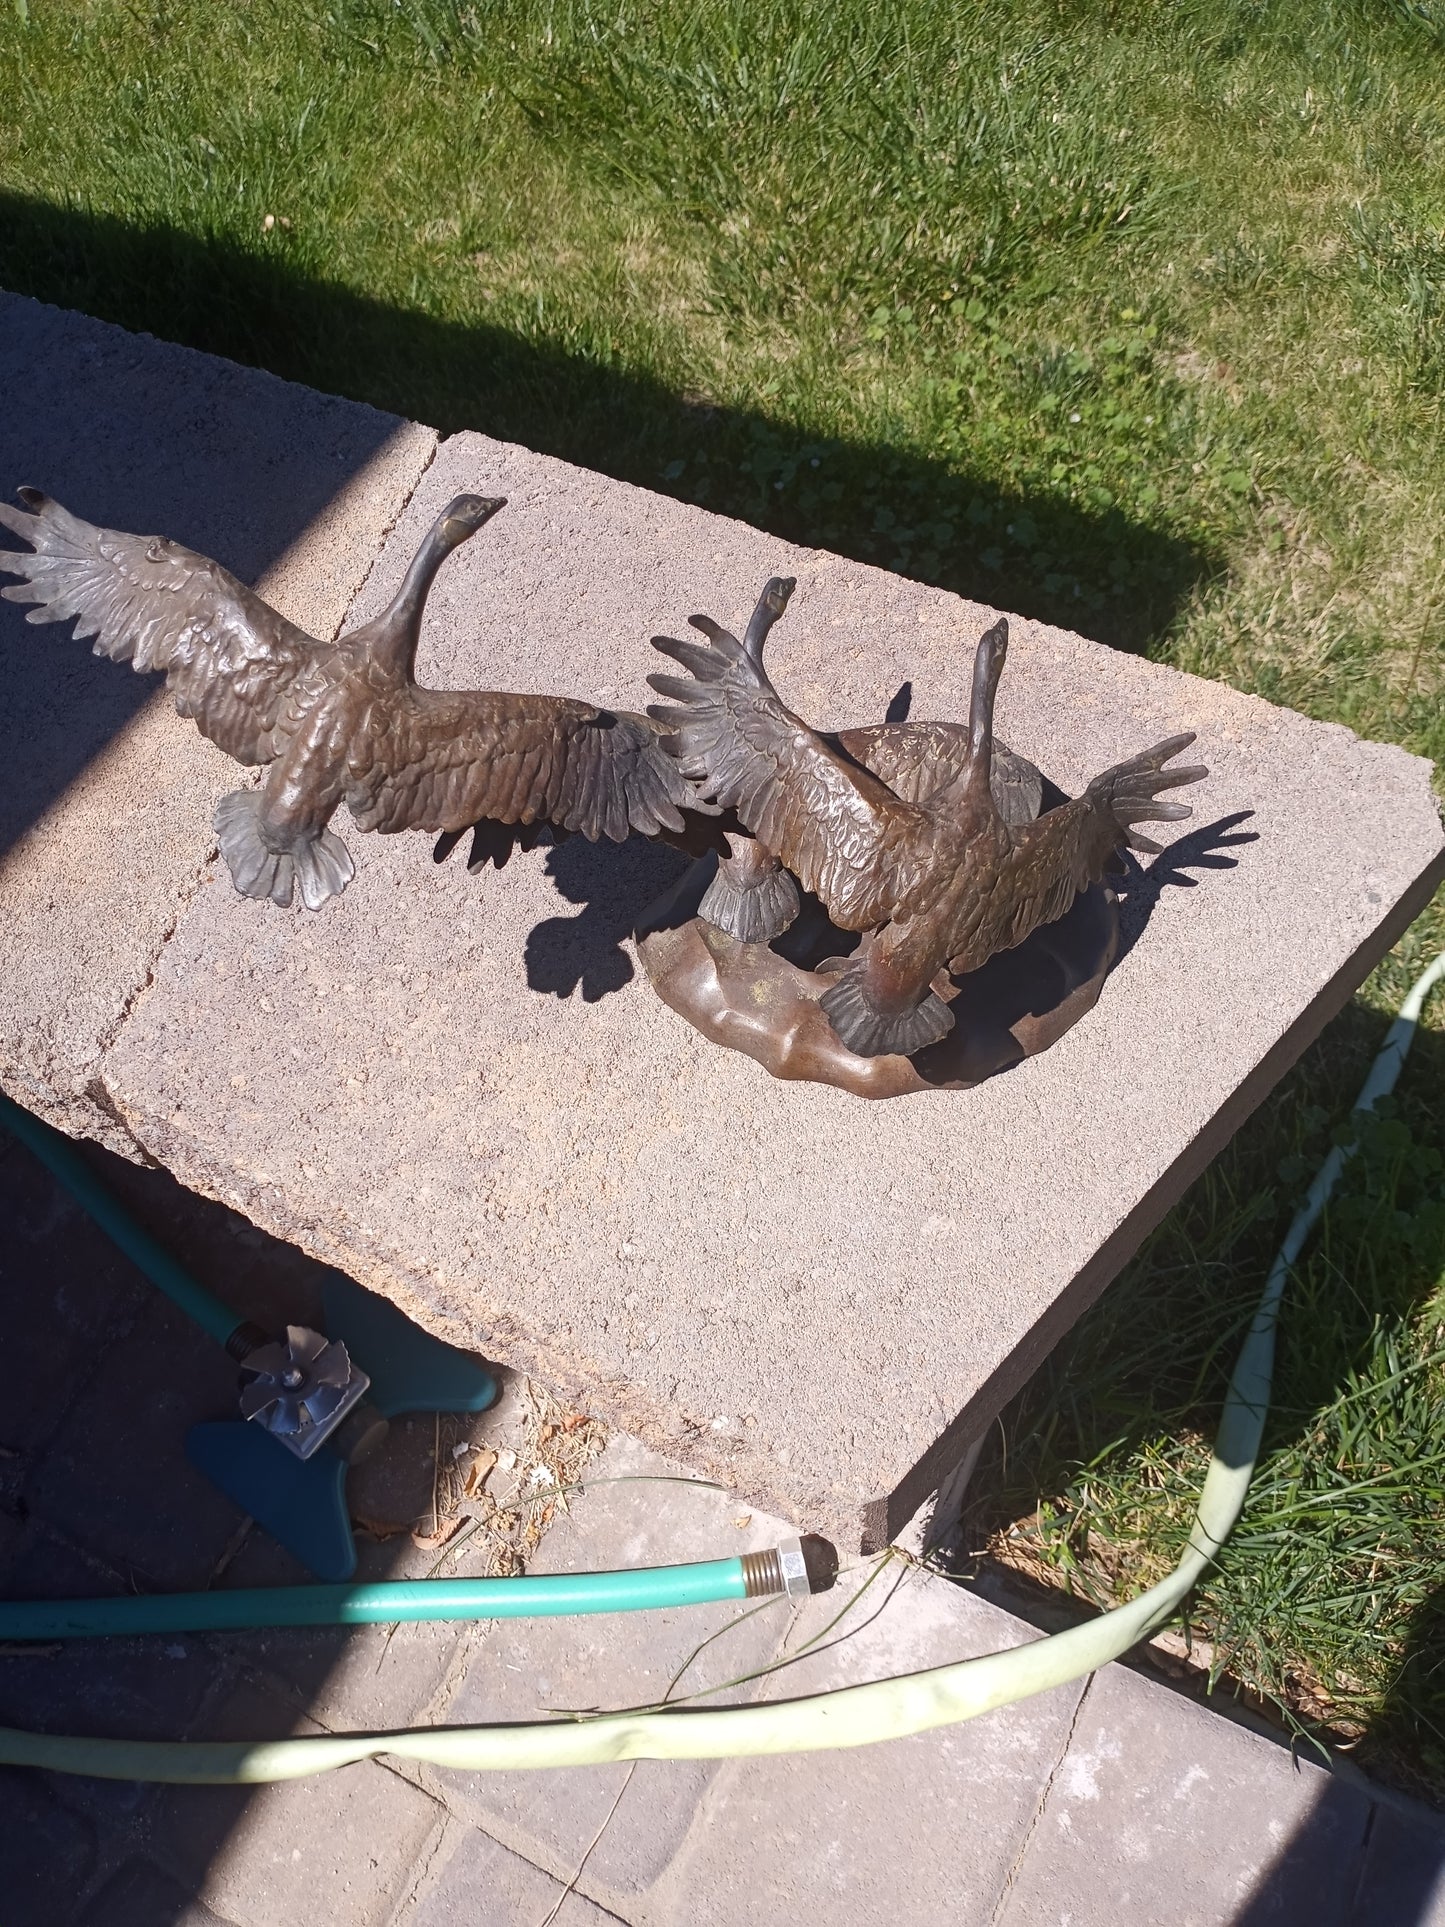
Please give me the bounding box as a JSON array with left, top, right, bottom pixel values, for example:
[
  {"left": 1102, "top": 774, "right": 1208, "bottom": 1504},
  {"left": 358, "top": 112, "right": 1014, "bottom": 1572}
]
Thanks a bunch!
[
  {"left": 967, "top": 621, "right": 1006, "bottom": 794},
  {"left": 372, "top": 528, "right": 452, "bottom": 678}
]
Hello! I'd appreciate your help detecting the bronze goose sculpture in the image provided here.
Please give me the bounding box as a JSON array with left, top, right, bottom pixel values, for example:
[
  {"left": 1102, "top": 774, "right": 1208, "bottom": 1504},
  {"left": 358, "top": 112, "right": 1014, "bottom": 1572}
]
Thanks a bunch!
[
  {"left": 0, "top": 488, "right": 703, "bottom": 909},
  {"left": 686, "top": 580, "right": 1047, "bottom": 944},
  {"left": 648, "top": 578, "right": 1207, "bottom": 1059}
]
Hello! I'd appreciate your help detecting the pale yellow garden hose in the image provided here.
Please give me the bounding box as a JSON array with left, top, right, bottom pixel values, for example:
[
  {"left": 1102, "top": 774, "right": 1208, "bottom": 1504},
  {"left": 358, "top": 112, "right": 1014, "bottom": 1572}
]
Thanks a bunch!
[{"left": 3, "top": 950, "right": 1440, "bottom": 1784}]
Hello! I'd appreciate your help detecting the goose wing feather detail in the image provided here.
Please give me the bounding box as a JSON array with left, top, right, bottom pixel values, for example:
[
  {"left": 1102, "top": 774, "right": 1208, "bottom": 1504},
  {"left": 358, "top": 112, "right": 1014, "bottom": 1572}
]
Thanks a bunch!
[
  {"left": 951, "top": 732, "right": 1206, "bottom": 968},
  {"left": 343, "top": 688, "right": 698, "bottom": 843},
  {"left": 837, "top": 719, "right": 1044, "bottom": 823},
  {"left": 0, "top": 489, "right": 319, "bottom": 766},
  {"left": 648, "top": 607, "right": 928, "bottom": 931}
]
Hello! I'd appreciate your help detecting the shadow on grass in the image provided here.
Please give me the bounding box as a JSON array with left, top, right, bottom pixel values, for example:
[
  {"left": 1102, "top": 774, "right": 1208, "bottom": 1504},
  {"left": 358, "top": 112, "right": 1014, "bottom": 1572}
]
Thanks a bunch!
[
  {"left": 958, "top": 1007, "right": 1445, "bottom": 1837},
  {"left": 0, "top": 189, "right": 1216, "bottom": 667}
]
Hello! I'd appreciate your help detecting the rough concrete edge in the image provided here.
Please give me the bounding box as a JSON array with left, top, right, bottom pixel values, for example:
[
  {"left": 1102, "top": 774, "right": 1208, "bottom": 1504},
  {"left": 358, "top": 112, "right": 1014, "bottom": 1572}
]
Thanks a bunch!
[
  {"left": 864, "top": 837, "right": 1445, "bottom": 1551},
  {"left": 89, "top": 828, "right": 1445, "bottom": 1552},
  {"left": 49, "top": 430, "right": 442, "bottom": 1163}
]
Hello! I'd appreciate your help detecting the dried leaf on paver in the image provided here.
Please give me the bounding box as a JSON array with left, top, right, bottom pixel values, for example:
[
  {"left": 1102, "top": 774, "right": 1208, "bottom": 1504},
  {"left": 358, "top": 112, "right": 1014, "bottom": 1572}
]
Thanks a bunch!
[
  {"left": 462, "top": 1448, "right": 498, "bottom": 1496},
  {"left": 348, "top": 1381, "right": 604, "bottom": 1570},
  {"left": 428, "top": 1379, "right": 607, "bottom": 1578}
]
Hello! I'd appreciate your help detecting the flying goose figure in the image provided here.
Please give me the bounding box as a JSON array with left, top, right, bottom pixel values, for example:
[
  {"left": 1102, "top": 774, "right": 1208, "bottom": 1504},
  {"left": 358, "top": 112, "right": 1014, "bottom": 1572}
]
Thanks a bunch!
[
  {"left": 648, "top": 579, "right": 1206, "bottom": 1059},
  {"left": 688, "top": 579, "right": 1047, "bottom": 944},
  {"left": 0, "top": 487, "right": 705, "bottom": 910}
]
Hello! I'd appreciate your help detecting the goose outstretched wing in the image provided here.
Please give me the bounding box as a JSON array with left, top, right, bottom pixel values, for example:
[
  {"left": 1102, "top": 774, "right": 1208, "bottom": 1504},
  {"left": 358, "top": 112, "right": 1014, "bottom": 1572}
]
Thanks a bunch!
[
  {"left": 647, "top": 584, "right": 928, "bottom": 931},
  {"left": 0, "top": 489, "right": 320, "bottom": 766},
  {"left": 950, "top": 732, "right": 1206, "bottom": 967},
  {"left": 838, "top": 720, "right": 1044, "bottom": 824},
  {"left": 343, "top": 688, "right": 701, "bottom": 843}
]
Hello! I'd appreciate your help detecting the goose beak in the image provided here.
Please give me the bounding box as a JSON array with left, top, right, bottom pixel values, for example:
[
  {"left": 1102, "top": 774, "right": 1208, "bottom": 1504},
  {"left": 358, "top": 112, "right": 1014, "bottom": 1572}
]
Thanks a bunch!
[{"left": 438, "top": 494, "right": 508, "bottom": 546}]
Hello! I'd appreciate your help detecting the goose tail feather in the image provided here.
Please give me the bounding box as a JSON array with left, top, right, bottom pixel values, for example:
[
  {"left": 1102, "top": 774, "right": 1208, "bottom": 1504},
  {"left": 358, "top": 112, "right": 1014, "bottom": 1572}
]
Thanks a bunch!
[
  {"left": 698, "top": 849, "right": 801, "bottom": 943},
  {"left": 819, "top": 962, "right": 954, "bottom": 1059},
  {"left": 213, "top": 791, "right": 354, "bottom": 911}
]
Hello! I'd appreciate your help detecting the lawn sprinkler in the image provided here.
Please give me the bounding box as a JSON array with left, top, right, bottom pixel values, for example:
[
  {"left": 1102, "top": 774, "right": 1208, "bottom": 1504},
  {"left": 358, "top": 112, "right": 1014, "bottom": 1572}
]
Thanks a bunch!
[{"left": 0, "top": 1091, "right": 498, "bottom": 1582}]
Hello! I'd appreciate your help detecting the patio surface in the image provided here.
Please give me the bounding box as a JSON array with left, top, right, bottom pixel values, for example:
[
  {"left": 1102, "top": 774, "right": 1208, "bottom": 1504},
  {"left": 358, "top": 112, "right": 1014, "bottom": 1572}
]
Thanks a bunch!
[
  {"left": 3, "top": 290, "right": 1445, "bottom": 1924},
  {"left": 1, "top": 1121, "right": 1442, "bottom": 1927}
]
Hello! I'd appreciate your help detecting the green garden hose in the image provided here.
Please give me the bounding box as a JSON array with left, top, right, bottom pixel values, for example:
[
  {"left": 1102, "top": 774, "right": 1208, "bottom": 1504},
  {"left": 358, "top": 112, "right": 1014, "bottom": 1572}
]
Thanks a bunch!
[
  {"left": 1, "top": 947, "right": 1440, "bottom": 1782},
  {"left": 0, "top": 1552, "right": 815, "bottom": 1641},
  {"left": 0, "top": 1088, "right": 244, "bottom": 1349}
]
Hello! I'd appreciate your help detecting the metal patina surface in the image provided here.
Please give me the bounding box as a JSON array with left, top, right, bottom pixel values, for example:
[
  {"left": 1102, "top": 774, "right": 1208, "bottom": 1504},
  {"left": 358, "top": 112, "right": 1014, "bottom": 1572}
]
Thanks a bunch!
[
  {"left": 0, "top": 488, "right": 703, "bottom": 913},
  {"left": 646, "top": 577, "right": 1204, "bottom": 1080}
]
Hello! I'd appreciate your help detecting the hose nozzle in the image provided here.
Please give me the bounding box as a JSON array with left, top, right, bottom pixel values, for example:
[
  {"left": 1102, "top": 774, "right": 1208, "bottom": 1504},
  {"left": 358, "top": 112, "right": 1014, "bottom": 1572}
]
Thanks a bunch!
[{"left": 741, "top": 1534, "right": 838, "bottom": 1599}]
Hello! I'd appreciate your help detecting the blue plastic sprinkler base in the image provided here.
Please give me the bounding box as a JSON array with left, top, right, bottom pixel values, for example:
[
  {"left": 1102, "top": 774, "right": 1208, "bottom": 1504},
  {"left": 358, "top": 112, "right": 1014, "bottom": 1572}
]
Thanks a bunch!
[
  {"left": 188, "top": 1275, "right": 501, "bottom": 1582},
  {"left": 321, "top": 1272, "right": 499, "bottom": 1419},
  {"left": 187, "top": 1423, "right": 357, "bottom": 1581}
]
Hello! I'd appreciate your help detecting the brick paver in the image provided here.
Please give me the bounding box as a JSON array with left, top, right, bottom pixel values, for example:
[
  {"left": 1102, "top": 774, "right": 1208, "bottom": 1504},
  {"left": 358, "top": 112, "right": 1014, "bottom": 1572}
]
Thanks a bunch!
[
  {"left": 5, "top": 1050, "right": 1445, "bottom": 1927},
  {"left": 403, "top": 1822, "right": 627, "bottom": 1926}
]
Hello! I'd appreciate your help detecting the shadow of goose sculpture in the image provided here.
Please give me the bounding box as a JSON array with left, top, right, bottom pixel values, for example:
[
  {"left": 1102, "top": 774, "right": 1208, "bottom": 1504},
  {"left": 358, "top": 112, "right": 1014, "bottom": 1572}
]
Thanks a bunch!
[
  {"left": 0, "top": 488, "right": 703, "bottom": 909},
  {"left": 648, "top": 578, "right": 1207, "bottom": 1059}
]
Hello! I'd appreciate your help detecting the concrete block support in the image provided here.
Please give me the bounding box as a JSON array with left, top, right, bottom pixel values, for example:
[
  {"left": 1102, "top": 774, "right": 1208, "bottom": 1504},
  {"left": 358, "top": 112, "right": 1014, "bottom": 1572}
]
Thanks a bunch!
[{"left": 91, "top": 430, "right": 1445, "bottom": 1547}]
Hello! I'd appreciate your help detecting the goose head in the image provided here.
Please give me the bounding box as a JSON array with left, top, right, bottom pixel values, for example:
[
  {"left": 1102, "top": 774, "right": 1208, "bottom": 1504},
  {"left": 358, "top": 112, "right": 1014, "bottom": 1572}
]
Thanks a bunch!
[
  {"left": 368, "top": 493, "right": 507, "bottom": 679},
  {"left": 436, "top": 493, "right": 508, "bottom": 550}
]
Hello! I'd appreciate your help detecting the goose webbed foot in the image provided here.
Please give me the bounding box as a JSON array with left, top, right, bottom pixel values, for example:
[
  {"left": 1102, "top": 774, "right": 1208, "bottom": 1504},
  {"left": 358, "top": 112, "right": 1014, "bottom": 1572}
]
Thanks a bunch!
[
  {"left": 818, "top": 959, "right": 955, "bottom": 1059},
  {"left": 697, "top": 836, "right": 801, "bottom": 943}
]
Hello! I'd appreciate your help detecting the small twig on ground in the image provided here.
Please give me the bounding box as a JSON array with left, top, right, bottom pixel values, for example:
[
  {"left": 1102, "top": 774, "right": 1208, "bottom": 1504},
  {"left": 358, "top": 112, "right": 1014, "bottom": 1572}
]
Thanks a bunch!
[
  {"left": 430, "top": 1411, "right": 440, "bottom": 1542},
  {"left": 207, "top": 1515, "right": 253, "bottom": 1588}
]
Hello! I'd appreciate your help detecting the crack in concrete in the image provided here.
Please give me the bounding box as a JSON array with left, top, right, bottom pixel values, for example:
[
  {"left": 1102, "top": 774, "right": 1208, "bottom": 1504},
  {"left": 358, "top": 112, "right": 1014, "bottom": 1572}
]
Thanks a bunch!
[
  {"left": 987, "top": 1669, "right": 1096, "bottom": 1926},
  {"left": 340, "top": 428, "right": 440, "bottom": 642},
  {"left": 86, "top": 428, "right": 442, "bottom": 1151},
  {"left": 383, "top": 1786, "right": 454, "bottom": 1925}
]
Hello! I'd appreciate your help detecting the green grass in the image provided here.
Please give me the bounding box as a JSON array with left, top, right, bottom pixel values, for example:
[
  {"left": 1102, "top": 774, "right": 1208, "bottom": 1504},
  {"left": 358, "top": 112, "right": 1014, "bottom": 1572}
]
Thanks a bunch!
[
  {"left": 971, "top": 908, "right": 1445, "bottom": 1799},
  {"left": 3, "top": 0, "right": 1445, "bottom": 1797}
]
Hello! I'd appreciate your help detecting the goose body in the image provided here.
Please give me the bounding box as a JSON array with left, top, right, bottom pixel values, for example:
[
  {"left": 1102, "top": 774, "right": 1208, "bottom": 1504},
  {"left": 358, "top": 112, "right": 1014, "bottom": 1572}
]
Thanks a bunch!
[
  {"left": 695, "top": 707, "right": 1046, "bottom": 942},
  {"left": 0, "top": 489, "right": 703, "bottom": 909},
  {"left": 649, "top": 578, "right": 1206, "bottom": 1058}
]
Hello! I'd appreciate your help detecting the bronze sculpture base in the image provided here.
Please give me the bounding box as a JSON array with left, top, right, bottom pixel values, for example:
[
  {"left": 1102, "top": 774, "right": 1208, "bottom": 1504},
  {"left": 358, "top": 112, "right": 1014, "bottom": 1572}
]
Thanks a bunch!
[{"left": 635, "top": 858, "right": 1119, "bottom": 1099}]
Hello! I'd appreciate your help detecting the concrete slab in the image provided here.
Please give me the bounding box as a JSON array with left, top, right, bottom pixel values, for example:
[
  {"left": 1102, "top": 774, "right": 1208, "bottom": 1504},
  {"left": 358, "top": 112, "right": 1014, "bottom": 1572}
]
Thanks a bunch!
[
  {"left": 993, "top": 1660, "right": 1373, "bottom": 1927},
  {"left": 0, "top": 291, "right": 436, "bottom": 1150},
  {"left": 97, "top": 427, "right": 1445, "bottom": 1545}
]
